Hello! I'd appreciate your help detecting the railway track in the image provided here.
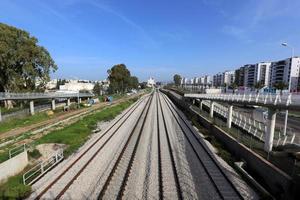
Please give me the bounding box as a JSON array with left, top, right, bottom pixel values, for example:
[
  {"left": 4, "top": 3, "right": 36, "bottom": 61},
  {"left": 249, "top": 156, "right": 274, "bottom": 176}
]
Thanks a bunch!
[
  {"left": 96, "top": 93, "right": 153, "bottom": 199},
  {"left": 159, "top": 91, "right": 243, "bottom": 200},
  {"left": 28, "top": 91, "right": 252, "bottom": 199},
  {"left": 157, "top": 91, "right": 183, "bottom": 200},
  {"left": 31, "top": 94, "right": 150, "bottom": 199}
]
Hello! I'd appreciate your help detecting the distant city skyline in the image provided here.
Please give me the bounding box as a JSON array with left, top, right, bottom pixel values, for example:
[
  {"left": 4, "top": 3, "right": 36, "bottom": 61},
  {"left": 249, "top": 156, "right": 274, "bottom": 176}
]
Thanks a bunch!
[{"left": 1, "top": 0, "right": 300, "bottom": 81}]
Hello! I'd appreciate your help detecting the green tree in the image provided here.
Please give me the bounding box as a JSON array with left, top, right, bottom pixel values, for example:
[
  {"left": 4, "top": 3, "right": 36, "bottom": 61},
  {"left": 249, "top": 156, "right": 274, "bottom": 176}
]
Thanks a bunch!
[
  {"left": 139, "top": 82, "right": 147, "bottom": 89},
  {"left": 173, "top": 74, "right": 181, "bottom": 86},
  {"left": 230, "top": 82, "right": 238, "bottom": 94},
  {"left": 274, "top": 81, "right": 287, "bottom": 94},
  {"left": 129, "top": 76, "right": 139, "bottom": 89},
  {"left": 254, "top": 81, "right": 264, "bottom": 93},
  {"left": 93, "top": 82, "right": 103, "bottom": 96},
  {"left": 56, "top": 79, "right": 66, "bottom": 89},
  {"left": 107, "top": 64, "right": 131, "bottom": 93},
  {"left": 0, "top": 23, "right": 57, "bottom": 92}
]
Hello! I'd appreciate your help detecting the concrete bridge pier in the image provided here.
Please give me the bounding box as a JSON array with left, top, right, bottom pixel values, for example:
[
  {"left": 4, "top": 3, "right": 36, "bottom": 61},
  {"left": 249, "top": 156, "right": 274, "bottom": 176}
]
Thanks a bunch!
[
  {"left": 66, "top": 98, "right": 71, "bottom": 107},
  {"left": 30, "top": 100, "right": 34, "bottom": 115},
  {"left": 192, "top": 99, "right": 195, "bottom": 105},
  {"left": 264, "top": 108, "right": 277, "bottom": 152},
  {"left": 199, "top": 99, "right": 203, "bottom": 110},
  {"left": 0, "top": 106, "right": 2, "bottom": 122},
  {"left": 210, "top": 101, "right": 215, "bottom": 118},
  {"left": 227, "top": 104, "right": 233, "bottom": 128},
  {"left": 51, "top": 99, "right": 56, "bottom": 110}
]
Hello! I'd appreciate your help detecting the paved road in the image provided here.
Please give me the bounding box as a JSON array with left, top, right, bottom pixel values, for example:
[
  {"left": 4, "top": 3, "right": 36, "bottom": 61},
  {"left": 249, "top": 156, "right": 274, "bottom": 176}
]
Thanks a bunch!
[{"left": 28, "top": 91, "right": 257, "bottom": 200}]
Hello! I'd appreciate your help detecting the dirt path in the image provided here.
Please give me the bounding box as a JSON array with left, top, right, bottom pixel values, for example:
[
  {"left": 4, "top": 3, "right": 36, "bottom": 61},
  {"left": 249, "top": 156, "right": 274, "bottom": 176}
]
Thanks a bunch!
[{"left": 0, "top": 94, "right": 141, "bottom": 141}]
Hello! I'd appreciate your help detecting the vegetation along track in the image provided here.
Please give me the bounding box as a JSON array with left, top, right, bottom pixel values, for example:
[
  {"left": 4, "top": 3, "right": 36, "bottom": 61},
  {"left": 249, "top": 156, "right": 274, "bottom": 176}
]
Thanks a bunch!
[{"left": 33, "top": 94, "right": 149, "bottom": 200}]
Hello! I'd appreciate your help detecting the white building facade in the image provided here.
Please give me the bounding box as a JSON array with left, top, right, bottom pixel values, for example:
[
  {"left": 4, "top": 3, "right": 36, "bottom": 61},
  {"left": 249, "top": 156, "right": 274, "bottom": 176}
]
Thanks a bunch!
[{"left": 269, "top": 57, "right": 300, "bottom": 92}]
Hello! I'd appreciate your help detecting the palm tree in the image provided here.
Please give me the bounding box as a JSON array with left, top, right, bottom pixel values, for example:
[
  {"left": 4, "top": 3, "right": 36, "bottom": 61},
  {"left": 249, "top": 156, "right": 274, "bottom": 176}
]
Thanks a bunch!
[
  {"left": 230, "top": 83, "right": 238, "bottom": 94},
  {"left": 274, "top": 81, "right": 288, "bottom": 95},
  {"left": 254, "top": 81, "right": 264, "bottom": 94}
]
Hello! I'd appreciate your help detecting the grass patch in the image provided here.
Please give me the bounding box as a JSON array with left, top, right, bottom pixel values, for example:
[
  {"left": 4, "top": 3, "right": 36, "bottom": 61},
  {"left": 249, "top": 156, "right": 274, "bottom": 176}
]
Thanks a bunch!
[
  {"left": 191, "top": 116, "right": 236, "bottom": 165},
  {"left": 0, "top": 97, "right": 138, "bottom": 199},
  {"left": 0, "top": 112, "right": 51, "bottom": 134},
  {"left": 35, "top": 98, "right": 137, "bottom": 158},
  {"left": 0, "top": 152, "right": 9, "bottom": 163},
  {"left": 27, "top": 149, "right": 41, "bottom": 160},
  {"left": 0, "top": 172, "right": 31, "bottom": 199},
  {"left": 1, "top": 107, "right": 25, "bottom": 115}
]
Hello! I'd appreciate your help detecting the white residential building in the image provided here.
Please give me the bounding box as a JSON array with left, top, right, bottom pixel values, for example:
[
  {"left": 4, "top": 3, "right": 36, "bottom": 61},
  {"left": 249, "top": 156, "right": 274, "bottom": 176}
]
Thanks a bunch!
[
  {"left": 255, "top": 62, "right": 271, "bottom": 87},
  {"left": 222, "top": 70, "right": 235, "bottom": 86},
  {"left": 147, "top": 77, "right": 156, "bottom": 87},
  {"left": 244, "top": 62, "right": 271, "bottom": 88},
  {"left": 199, "top": 77, "right": 205, "bottom": 85},
  {"left": 213, "top": 73, "right": 223, "bottom": 87},
  {"left": 46, "top": 79, "right": 58, "bottom": 90},
  {"left": 244, "top": 64, "right": 256, "bottom": 88},
  {"left": 269, "top": 57, "right": 300, "bottom": 92},
  {"left": 204, "top": 75, "right": 212, "bottom": 85},
  {"left": 59, "top": 80, "right": 95, "bottom": 92}
]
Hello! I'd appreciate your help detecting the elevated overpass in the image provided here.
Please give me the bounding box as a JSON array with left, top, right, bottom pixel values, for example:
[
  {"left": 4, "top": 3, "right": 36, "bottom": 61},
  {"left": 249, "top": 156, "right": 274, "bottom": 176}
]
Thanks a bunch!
[
  {"left": 0, "top": 92, "right": 93, "bottom": 101},
  {"left": 0, "top": 92, "right": 94, "bottom": 120},
  {"left": 184, "top": 92, "right": 300, "bottom": 152}
]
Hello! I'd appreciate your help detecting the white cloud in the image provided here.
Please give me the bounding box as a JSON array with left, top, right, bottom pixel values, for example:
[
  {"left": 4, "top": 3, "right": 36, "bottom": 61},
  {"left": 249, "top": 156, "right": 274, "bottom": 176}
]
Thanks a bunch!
[{"left": 88, "top": 0, "right": 158, "bottom": 47}]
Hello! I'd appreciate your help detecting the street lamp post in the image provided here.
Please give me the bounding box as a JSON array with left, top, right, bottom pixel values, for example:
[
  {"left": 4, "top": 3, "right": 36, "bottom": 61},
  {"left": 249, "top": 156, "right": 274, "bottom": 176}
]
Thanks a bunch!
[{"left": 281, "top": 42, "right": 295, "bottom": 136}]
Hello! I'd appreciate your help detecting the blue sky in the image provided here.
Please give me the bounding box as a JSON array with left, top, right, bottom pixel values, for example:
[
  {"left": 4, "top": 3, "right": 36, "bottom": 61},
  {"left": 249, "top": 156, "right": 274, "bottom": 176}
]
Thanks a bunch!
[{"left": 1, "top": 0, "right": 300, "bottom": 81}]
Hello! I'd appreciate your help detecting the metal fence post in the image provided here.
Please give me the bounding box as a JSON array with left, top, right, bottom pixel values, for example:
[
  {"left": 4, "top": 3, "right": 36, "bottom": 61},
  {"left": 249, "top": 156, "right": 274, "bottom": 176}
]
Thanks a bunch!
[
  {"left": 0, "top": 106, "right": 2, "bottom": 122},
  {"left": 41, "top": 163, "right": 44, "bottom": 173}
]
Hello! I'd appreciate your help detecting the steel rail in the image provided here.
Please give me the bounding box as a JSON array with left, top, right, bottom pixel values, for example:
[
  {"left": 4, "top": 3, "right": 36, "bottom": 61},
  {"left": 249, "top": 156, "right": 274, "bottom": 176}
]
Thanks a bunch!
[
  {"left": 34, "top": 95, "right": 146, "bottom": 200},
  {"left": 161, "top": 91, "right": 243, "bottom": 200},
  {"left": 116, "top": 93, "right": 154, "bottom": 199},
  {"left": 97, "top": 93, "right": 153, "bottom": 199},
  {"left": 156, "top": 90, "right": 163, "bottom": 199},
  {"left": 157, "top": 92, "right": 183, "bottom": 200}
]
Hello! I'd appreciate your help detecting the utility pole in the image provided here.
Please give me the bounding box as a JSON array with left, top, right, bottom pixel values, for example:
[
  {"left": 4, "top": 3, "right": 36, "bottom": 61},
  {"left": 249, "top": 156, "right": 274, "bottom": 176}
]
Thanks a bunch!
[{"left": 281, "top": 42, "right": 295, "bottom": 136}]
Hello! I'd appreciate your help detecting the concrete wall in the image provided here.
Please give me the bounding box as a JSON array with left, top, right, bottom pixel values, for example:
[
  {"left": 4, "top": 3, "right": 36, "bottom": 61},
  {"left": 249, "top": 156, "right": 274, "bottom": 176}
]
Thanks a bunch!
[
  {"left": 162, "top": 89, "right": 296, "bottom": 200},
  {"left": 0, "top": 151, "right": 28, "bottom": 183}
]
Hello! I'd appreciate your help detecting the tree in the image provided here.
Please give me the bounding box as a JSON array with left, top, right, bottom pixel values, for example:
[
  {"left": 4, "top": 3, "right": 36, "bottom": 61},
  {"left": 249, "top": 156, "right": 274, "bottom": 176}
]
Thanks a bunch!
[
  {"left": 173, "top": 74, "right": 181, "bottom": 86},
  {"left": 56, "top": 79, "right": 66, "bottom": 89},
  {"left": 129, "top": 76, "right": 139, "bottom": 89},
  {"left": 0, "top": 23, "right": 57, "bottom": 93},
  {"left": 254, "top": 81, "right": 264, "bottom": 93},
  {"left": 140, "top": 82, "right": 147, "bottom": 89},
  {"left": 93, "top": 82, "right": 102, "bottom": 96},
  {"left": 107, "top": 64, "right": 131, "bottom": 93},
  {"left": 274, "top": 81, "right": 287, "bottom": 94},
  {"left": 230, "top": 82, "right": 238, "bottom": 94}
]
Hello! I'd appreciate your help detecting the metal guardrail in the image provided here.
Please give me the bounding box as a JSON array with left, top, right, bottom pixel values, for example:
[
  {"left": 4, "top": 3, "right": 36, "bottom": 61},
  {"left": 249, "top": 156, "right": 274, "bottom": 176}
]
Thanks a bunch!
[
  {"left": 23, "top": 149, "right": 64, "bottom": 185},
  {"left": 200, "top": 100, "right": 296, "bottom": 146},
  {"left": 0, "top": 92, "right": 94, "bottom": 101},
  {"left": 9, "top": 144, "right": 26, "bottom": 159},
  {"left": 185, "top": 93, "right": 300, "bottom": 109}
]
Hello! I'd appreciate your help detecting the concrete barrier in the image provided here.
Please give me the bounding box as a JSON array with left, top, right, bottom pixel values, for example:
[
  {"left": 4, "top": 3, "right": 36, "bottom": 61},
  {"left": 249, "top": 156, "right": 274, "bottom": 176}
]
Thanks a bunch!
[
  {"left": 0, "top": 151, "right": 28, "bottom": 183},
  {"left": 162, "top": 89, "right": 296, "bottom": 200}
]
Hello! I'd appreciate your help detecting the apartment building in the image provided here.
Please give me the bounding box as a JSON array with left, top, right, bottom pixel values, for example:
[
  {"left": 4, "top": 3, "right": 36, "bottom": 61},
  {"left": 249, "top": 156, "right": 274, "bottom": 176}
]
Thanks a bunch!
[
  {"left": 213, "top": 73, "right": 223, "bottom": 87},
  {"left": 234, "top": 66, "right": 246, "bottom": 87},
  {"left": 204, "top": 75, "right": 212, "bottom": 86},
  {"left": 269, "top": 57, "right": 300, "bottom": 92},
  {"left": 256, "top": 62, "right": 271, "bottom": 87},
  {"left": 222, "top": 70, "right": 235, "bottom": 86}
]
